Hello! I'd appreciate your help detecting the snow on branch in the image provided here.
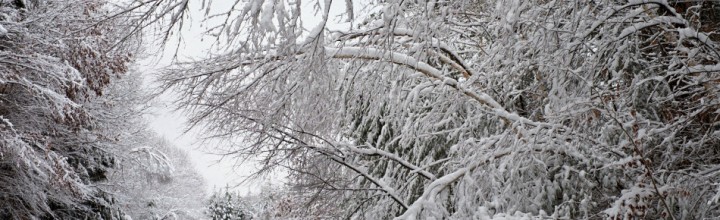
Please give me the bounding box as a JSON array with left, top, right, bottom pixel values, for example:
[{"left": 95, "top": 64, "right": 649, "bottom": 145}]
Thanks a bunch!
[
  {"left": 346, "top": 143, "right": 437, "bottom": 180},
  {"left": 326, "top": 46, "right": 502, "bottom": 109}
]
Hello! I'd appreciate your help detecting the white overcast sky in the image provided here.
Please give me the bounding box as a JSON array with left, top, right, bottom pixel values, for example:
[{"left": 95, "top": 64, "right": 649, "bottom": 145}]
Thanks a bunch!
[{"left": 138, "top": 0, "right": 373, "bottom": 195}]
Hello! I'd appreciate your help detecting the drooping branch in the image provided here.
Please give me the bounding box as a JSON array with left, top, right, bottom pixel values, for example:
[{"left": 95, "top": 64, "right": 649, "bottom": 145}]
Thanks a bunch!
[
  {"left": 346, "top": 144, "right": 437, "bottom": 180},
  {"left": 327, "top": 46, "right": 501, "bottom": 108},
  {"left": 326, "top": 46, "right": 551, "bottom": 129},
  {"left": 199, "top": 108, "right": 411, "bottom": 210},
  {"left": 334, "top": 27, "right": 477, "bottom": 78}
]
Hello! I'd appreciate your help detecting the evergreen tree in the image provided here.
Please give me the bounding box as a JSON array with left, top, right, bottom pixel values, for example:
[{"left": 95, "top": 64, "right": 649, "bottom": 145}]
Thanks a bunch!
[{"left": 207, "top": 189, "right": 250, "bottom": 220}]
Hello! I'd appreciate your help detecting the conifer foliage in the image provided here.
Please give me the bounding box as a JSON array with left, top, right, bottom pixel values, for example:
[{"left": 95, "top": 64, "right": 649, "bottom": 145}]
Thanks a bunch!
[{"left": 207, "top": 189, "right": 251, "bottom": 220}]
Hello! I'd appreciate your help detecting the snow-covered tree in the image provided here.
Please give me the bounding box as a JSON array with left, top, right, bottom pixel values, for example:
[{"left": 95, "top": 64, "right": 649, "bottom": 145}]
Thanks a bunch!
[
  {"left": 207, "top": 188, "right": 251, "bottom": 220},
  {"left": 134, "top": 0, "right": 720, "bottom": 219},
  {"left": 211, "top": 183, "right": 339, "bottom": 220},
  {"left": 88, "top": 71, "right": 208, "bottom": 220},
  {"left": 106, "top": 133, "right": 208, "bottom": 220},
  {"left": 0, "top": 1, "right": 209, "bottom": 218},
  {"left": 0, "top": 0, "right": 136, "bottom": 218}
]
